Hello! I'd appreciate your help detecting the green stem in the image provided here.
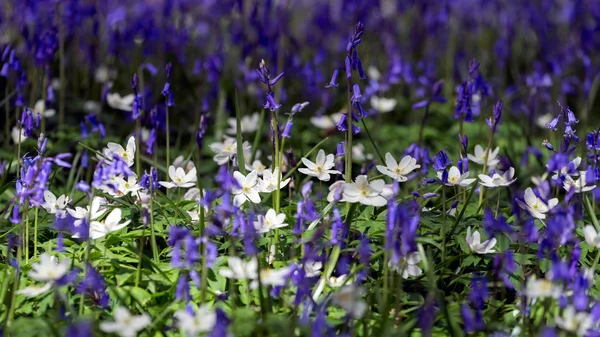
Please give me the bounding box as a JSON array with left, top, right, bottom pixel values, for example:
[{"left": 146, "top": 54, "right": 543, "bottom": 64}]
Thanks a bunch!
[
  {"left": 78, "top": 191, "right": 96, "bottom": 315},
  {"left": 33, "top": 207, "right": 39, "bottom": 259},
  {"left": 478, "top": 133, "right": 494, "bottom": 208},
  {"left": 250, "top": 109, "right": 266, "bottom": 163},
  {"left": 6, "top": 244, "right": 21, "bottom": 330},
  {"left": 165, "top": 105, "right": 170, "bottom": 168},
  {"left": 234, "top": 90, "right": 247, "bottom": 175},
  {"left": 361, "top": 118, "right": 384, "bottom": 163}
]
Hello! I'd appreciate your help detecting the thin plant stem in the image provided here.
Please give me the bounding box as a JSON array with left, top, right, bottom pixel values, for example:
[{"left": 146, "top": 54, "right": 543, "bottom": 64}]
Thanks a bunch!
[
  {"left": 250, "top": 109, "right": 266, "bottom": 163},
  {"left": 165, "top": 105, "right": 170, "bottom": 169},
  {"left": 78, "top": 191, "right": 96, "bottom": 315},
  {"left": 33, "top": 207, "right": 39, "bottom": 259}
]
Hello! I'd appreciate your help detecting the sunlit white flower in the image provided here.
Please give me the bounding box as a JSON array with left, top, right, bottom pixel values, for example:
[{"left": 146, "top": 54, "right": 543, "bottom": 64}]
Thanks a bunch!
[
  {"left": 376, "top": 153, "right": 420, "bottom": 182},
  {"left": 342, "top": 175, "right": 389, "bottom": 207},
  {"left": 438, "top": 166, "right": 476, "bottom": 187},
  {"left": 245, "top": 159, "right": 267, "bottom": 176},
  {"left": 88, "top": 208, "right": 131, "bottom": 240},
  {"left": 555, "top": 306, "right": 593, "bottom": 336},
  {"left": 103, "top": 136, "right": 136, "bottom": 167},
  {"left": 524, "top": 276, "right": 562, "bottom": 299},
  {"left": 252, "top": 266, "right": 292, "bottom": 289},
  {"left": 516, "top": 187, "right": 558, "bottom": 220},
  {"left": 232, "top": 170, "right": 261, "bottom": 206},
  {"left": 467, "top": 145, "right": 500, "bottom": 168},
  {"left": 17, "top": 282, "right": 52, "bottom": 297},
  {"left": 209, "top": 137, "right": 251, "bottom": 165},
  {"left": 388, "top": 252, "right": 423, "bottom": 279},
  {"left": 174, "top": 305, "right": 216, "bottom": 337},
  {"left": 466, "top": 227, "right": 497, "bottom": 254},
  {"left": 536, "top": 112, "right": 554, "bottom": 129},
  {"left": 563, "top": 171, "right": 596, "bottom": 193},
  {"left": 99, "top": 306, "right": 151, "bottom": 337},
  {"left": 160, "top": 165, "right": 197, "bottom": 189},
  {"left": 478, "top": 167, "right": 517, "bottom": 188},
  {"left": 304, "top": 261, "right": 323, "bottom": 278},
  {"left": 41, "top": 190, "right": 70, "bottom": 215},
  {"left": 310, "top": 112, "right": 343, "bottom": 130},
  {"left": 298, "top": 149, "right": 340, "bottom": 181},
  {"left": 332, "top": 285, "right": 367, "bottom": 318},
  {"left": 352, "top": 143, "right": 374, "bottom": 162},
  {"left": 550, "top": 157, "right": 581, "bottom": 180},
  {"left": 370, "top": 96, "right": 397, "bottom": 113},
  {"left": 33, "top": 100, "right": 55, "bottom": 118},
  {"left": 68, "top": 196, "right": 108, "bottom": 226},
  {"left": 95, "top": 65, "right": 116, "bottom": 84},
  {"left": 226, "top": 112, "right": 260, "bottom": 135},
  {"left": 28, "top": 253, "right": 70, "bottom": 282},
  {"left": 259, "top": 167, "right": 290, "bottom": 192},
  {"left": 11, "top": 126, "right": 26, "bottom": 144},
  {"left": 102, "top": 174, "right": 142, "bottom": 197},
  {"left": 583, "top": 225, "right": 600, "bottom": 248},
  {"left": 106, "top": 92, "right": 135, "bottom": 111},
  {"left": 253, "top": 209, "right": 288, "bottom": 233},
  {"left": 219, "top": 256, "right": 258, "bottom": 280}
]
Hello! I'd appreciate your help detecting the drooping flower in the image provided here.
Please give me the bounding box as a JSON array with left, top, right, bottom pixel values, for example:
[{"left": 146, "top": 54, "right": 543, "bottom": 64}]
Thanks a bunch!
[
  {"left": 438, "top": 166, "right": 476, "bottom": 187},
  {"left": 516, "top": 187, "right": 559, "bottom": 220},
  {"left": 33, "top": 99, "right": 55, "bottom": 118},
  {"left": 159, "top": 165, "right": 197, "bottom": 189},
  {"left": 231, "top": 170, "right": 261, "bottom": 206},
  {"left": 11, "top": 126, "right": 27, "bottom": 144},
  {"left": 478, "top": 167, "right": 517, "bottom": 188},
  {"left": 253, "top": 209, "right": 288, "bottom": 234},
  {"left": 298, "top": 149, "right": 341, "bottom": 182},
  {"left": 376, "top": 153, "right": 420, "bottom": 182},
  {"left": 99, "top": 307, "right": 151, "bottom": 337},
  {"left": 563, "top": 171, "right": 596, "bottom": 193},
  {"left": 466, "top": 227, "right": 497, "bottom": 254}
]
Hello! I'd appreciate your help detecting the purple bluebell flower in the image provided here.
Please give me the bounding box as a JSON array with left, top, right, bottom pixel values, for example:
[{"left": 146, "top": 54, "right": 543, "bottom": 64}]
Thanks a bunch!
[
  {"left": 433, "top": 150, "right": 451, "bottom": 171},
  {"left": 76, "top": 264, "right": 109, "bottom": 308}
]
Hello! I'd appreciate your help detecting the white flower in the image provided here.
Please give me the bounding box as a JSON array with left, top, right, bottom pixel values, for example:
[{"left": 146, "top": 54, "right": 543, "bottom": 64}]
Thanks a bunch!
[
  {"left": 332, "top": 285, "right": 367, "bottom": 318},
  {"left": 101, "top": 174, "right": 142, "bottom": 197},
  {"left": 370, "top": 96, "right": 397, "bottom": 113},
  {"left": 563, "top": 171, "right": 596, "bottom": 193},
  {"left": 174, "top": 305, "right": 216, "bottom": 337},
  {"left": 328, "top": 274, "right": 350, "bottom": 288},
  {"left": 326, "top": 180, "right": 345, "bottom": 203},
  {"left": 298, "top": 149, "right": 340, "bottom": 182},
  {"left": 17, "top": 282, "right": 52, "bottom": 297},
  {"left": 524, "top": 276, "right": 562, "bottom": 299},
  {"left": 555, "top": 306, "right": 593, "bottom": 336},
  {"left": 208, "top": 137, "right": 251, "bottom": 165},
  {"left": 245, "top": 159, "right": 267, "bottom": 176},
  {"left": 28, "top": 253, "right": 70, "bottom": 282},
  {"left": 342, "top": 175, "right": 389, "bottom": 207},
  {"left": 550, "top": 157, "right": 581, "bottom": 180},
  {"left": 253, "top": 266, "right": 292, "bottom": 289},
  {"left": 88, "top": 208, "right": 131, "bottom": 240},
  {"left": 84, "top": 100, "right": 101, "bottom": 114},
  {"left": 467, "top": 145, "right": 500, "bottom": 168},
  {"left": 309, "top": 112, "right": 343, "bottom": 130},
  {"left": 160, "top": 165, "right": 197, "bottom": 189},
  {"left": 352, "top": 143, "right": 373, "bottom": 162},
  {"left": 232, "top": 170, "right": 261, "bottom": 206},
  {"left": 106, "top": 93, "right": 135, "bottom": 111},
  {"left": 219, "top": 256, "right": 258, "bottom": 280},
  {"left": 253, "top": 209, "right": 288, "bottom": 233},
  {"left": 259, "top": 167, "right": 290, "bottom": 193},
  {"left": 100, "top": 307, "right": 151, "bottom": 337},
  {"left": 226, "top": 112, "right": 260, "bottom": 135},
  {"left": 103, "top": 136, "right": 136, "bottom": 167},
  {"left": 466, "top": 227, "right": 497, "bottom": 254},
  {"left": 304, "top": 261, "right": 322, "bottom": 278},
  {"left": 172, "top": 155, "right": 196, "bottom": 173},
  {"left": 437, "top": 166, "right": 476, "bottom": 187},
  {"left": 376, "top": 153, "right": 420, "bottom": 182},
  {"left": 33, "top": 100, "right": 55, "bottom": 118},
  {"left": 536, "top": 112, "right": 554, "bottom": 129},
  {"left": 41, "top": 190, "right": 70, "bottom": 214},
  {"left": 583, "top": 225, "right": 600, "bottom": 248},
  {"left": 11, "top": 126, "right": 26, "bottom": 144},
  {"left": 478, "top": 167, "right": 517, "bottom": 188},
  {"left": 67, "top": 197, "right": 108, "bottom": 226},
  {"left": 388, "top": 252, "right": 423, "bottom": 279},
  {"left": 516, "top": 187, "right": 558, "bottom": 220}
]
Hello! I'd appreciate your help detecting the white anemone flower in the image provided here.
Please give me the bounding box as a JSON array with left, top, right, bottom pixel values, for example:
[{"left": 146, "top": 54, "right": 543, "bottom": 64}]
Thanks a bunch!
[
  {"left": 103, "top": 136, "right": 136, "bottom": 167},
  {"left": 478, "top": 167, "right": 517, "bottom": 188},
  {"left": 252, "top": 266, "right": 292, "bottom": 289},
  {"left": 160, "top": 165, "right": 197, "bottom": 189},
  {"left": 67, "top": 196, "right": 108, "bottom": 227},
  {"left": 208, "top": 137, "right": 251, "bottom": 165},
  {"left": 174, "top": 305, "right": 216, "bottom": 337},
  {"left": 303, "top": 261, "right": 323, "bottom": 278},
  {"left": 33, "top": 100, "right": 55, "bottom": 118},
  {"left": 106, "top": 92, "right": 135, "bottom": 111},
  {"left": 232, "top": 170, "right": 261, "bottom": 206},
  {"left": 41, "top": 190, "right": 70, "bottom": 214},
  {"left": 555, "top": 306, "right": 593, "bottom": 337},
  {"left": 86, "top": 208, "right": 131, "bottom": 240},
  {"left": 516, "top": 187, "right": 558, "bottom": 220},
  {"left": 17, "top": 282, "right": 53, "bottom": 297},
  {"left": 376, "top": 153, "right": 420, "bottom": 182},
  {"left": 550, "top": 157, "right": 581, "bottom": 180},
  {"left": 298, "top": 149, "right": 341, "bottom": 182},
  {"left": 11, "top": 126, "right": 26, "bottom": 144},
  {"left": 524, "top": 276, "right": 562, "bottom": 299},
  {"left": 28, "top": 253, "right": 70, "bottom": 282},
  {"left": 219, "top": 257, "right": 258, "bottom": 280},
  {"left": 388, "top": 252, "right": 423, "bottom": 279},
  {"left": 583, "top": 225, "right": 600, "bottom": 248},
  {"left": 253, "top": 209, "right": 288, "bottom": 233},
  {"left": 466, "top": 227, "right": 497, "bottom": 254},
  {"left": 563, "top": 171, "right": 596, "bottom": 193},
  {"left": 370, "top": 96, "right": 397, "bottom": 113},
  {"left": 259, "top": 167, "right": 290, "bottom": 192},
  {"left": 99, "top": 307, "right": 151, "bottom": 337},
  {"left": 332, "top": 285, "right": 367, "bottom": 318},
  {"left": 438, "top": 166, "right": 476, "bottom": 187},
  {"left": 309, "top": 112, "right": 343, "bottom": 130},
  {"left": 341, "top": 175, "right": 389, "bottom": 207},
  {"left": 467, "top": 145, "right": 500, "bottom": 168},
  {"left": 352, "top": 143, "right": 374, "bottom": 162},
  {"left": 226, "top": 112, "right": 260, "bottom": 135}
]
